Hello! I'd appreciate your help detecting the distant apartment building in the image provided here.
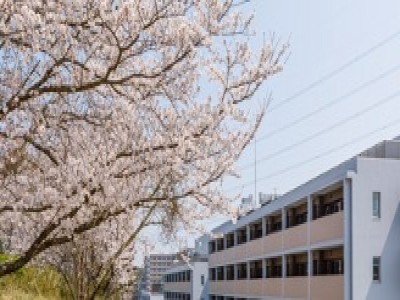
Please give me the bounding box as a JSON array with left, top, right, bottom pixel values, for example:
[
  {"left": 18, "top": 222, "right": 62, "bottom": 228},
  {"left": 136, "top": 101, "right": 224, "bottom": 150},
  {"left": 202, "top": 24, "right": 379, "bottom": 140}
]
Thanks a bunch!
[
  {"left": 163, "top": 254, "right": 209, "bottom": 300},
  {"left": 163, "top": 237, "right": 210, "bottom": 300},
  {"left": 207, "top": 138, "right": 400, "bottom": 300},
  {"left": 142, "top": 253, "right": 178, "bottom": 295}
]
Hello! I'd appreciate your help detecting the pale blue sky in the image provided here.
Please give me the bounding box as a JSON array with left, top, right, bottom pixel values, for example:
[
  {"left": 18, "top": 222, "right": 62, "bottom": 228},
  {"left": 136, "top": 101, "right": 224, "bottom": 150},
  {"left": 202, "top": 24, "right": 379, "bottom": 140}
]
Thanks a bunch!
[
  {"left": 230, "top": 0, "right": 400, "bottom": 196},
  {"left": 143, "top": 0, "right": 400, "bottom": 257}
]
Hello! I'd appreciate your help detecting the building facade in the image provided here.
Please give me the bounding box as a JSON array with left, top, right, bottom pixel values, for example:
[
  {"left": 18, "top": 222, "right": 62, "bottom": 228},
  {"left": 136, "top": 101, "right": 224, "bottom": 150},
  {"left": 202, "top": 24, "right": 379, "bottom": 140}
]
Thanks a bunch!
[
  {"left": 142, "top": 253, "right": 178, "bottom": 296},
  {"left": 207, "top": 139, "right": 400, "bottom": 300},
  {"left": 163, "top": 255, "right": 209, "bottom": 300}
]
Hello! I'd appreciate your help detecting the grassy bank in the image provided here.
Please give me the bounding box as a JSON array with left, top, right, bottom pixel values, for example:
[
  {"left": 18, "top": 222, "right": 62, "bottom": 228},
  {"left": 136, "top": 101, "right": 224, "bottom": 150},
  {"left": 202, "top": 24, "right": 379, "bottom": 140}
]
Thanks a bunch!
[{"left": 0, "top": 254, "right": 69, "bottom": 300}]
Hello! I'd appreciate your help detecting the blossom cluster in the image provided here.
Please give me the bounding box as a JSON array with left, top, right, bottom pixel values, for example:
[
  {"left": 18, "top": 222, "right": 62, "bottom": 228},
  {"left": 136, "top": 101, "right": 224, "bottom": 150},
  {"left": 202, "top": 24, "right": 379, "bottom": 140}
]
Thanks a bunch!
[{"left": 0, "top": 0, "right": 285, "bottom": 284}]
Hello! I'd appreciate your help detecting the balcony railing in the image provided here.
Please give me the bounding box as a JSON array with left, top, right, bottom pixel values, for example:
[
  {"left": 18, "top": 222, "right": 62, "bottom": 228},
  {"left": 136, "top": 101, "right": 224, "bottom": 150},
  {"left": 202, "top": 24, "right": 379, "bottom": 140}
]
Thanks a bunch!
[
  {"left": 226, "top": 234, "right": 235, "bottom": 248},
  {"left": 313, "top": 260, "right": 343, "bottom": 275},
  {"left": 237, "top": 228, "right": 247, "bottom": 244},
  {"left": 313, "top": 199, "right": 343, "bottom": 220},
  {"left": 267, "top": 221, "right": 282, "bottom": 234},
  {"left": 237, "top": 264, "right": 247, "bottom": 280},
  {"left": 286, "top": 263, "right": 308, "bottom": 277},
  {"left": 286, "top": 212, "right": 307, "bottom": 228},
  {"left": 250, "top": 268, "right": 263, "bottom": 279},
  {"left": 250, "top": 227, "right": 263, "bottom": 240},
  {"left": 266, "top": 266, "right": 282, "bottom": 278}
]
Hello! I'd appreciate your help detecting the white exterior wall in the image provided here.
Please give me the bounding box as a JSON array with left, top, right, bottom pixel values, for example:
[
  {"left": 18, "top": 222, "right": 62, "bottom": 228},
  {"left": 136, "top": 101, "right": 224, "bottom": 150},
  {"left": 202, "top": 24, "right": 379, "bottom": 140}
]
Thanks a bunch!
[
  {"left": 351, "top": 158, "right": 400, "bottom": 300},
  {"left": 195, "top": 235, "right": 210, "bottom": 255},
  {"left": 192, "top": 261, "right": 209, "bottom": 300},
  {"left": 164, "top": 260, "right": 209, "bottom": 299}
]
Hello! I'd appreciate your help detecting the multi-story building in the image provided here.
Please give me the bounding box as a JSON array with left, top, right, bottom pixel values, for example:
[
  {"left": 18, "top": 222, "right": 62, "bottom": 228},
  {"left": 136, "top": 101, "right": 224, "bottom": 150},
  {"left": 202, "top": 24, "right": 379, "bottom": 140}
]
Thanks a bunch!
[
  {"left": 163, "top": 237, "right": 210, "bottom": 300},
  {"left": 142, "top": 253, "right": 178, "bottom": 296},
  {"left": 163, "top": 253, "right": 209, "bottom": 300},
  {"left": 207, "top": 138, "right": 400, "bottom": 300}
]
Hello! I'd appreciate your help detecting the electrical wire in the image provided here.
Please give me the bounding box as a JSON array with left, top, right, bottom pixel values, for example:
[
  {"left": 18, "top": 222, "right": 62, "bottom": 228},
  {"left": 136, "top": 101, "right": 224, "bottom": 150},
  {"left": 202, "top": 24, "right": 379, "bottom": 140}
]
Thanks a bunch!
[
  {"left": 255, "top": 63, "right": 400, "bottom": 144},
  {"left": 229, "top": 116, "right": 400, "bottom": 191},
  {"left": 240, "top": 89, "right": 400, "bottom": 170},
  {"left": 268, "top": 30, "right": 400, "bottom": 113}
]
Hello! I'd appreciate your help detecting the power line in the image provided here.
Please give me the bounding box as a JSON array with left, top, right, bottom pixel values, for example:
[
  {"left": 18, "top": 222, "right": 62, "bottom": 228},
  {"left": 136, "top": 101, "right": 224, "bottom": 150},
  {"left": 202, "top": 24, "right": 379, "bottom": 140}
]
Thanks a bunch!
[
  {"left": 240, "top": 89, "right": 400, "bottom": 171},
  {"left": 255, "top": 63, "right": 400, "bottom": 143},
  {"left": 268, "top": 29, "right": 400, "bottom": 113},
  {"left": 229, "top": 116, "right": 400, "bottom": 192},
  {"left": 231, "top": 29, "right": 400, "bottom": 194},
  {"left": 254, "top": 136, "right": 257, "bottom": 205}
]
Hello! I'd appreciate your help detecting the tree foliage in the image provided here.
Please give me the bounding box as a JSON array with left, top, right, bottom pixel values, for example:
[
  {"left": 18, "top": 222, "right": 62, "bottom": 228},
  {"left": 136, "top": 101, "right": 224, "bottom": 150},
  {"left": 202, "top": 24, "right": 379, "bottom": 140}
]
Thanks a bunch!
[{"left": 0, "top": 0, "right": 286, "bottom": 278}]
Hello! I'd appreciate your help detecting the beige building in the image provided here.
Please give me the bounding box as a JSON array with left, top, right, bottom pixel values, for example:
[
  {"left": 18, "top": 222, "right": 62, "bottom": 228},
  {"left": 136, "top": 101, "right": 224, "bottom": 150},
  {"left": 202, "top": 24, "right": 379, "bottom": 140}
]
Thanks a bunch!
[{"left": 208, "top": 138, "right": 400, "bottom": 300}]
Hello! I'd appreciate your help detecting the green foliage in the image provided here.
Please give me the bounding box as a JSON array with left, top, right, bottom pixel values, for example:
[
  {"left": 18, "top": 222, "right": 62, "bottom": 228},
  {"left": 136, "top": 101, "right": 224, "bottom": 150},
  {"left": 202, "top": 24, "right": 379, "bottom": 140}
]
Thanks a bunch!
[
  {"left": 0, "top": 254, "right": 70, "bottom": 300},
  {"left": 0, "top": 253, "right": 17, "bottom": 263},
  {"left": 0, "top": 253, "right": 128, "bottom": 299}
]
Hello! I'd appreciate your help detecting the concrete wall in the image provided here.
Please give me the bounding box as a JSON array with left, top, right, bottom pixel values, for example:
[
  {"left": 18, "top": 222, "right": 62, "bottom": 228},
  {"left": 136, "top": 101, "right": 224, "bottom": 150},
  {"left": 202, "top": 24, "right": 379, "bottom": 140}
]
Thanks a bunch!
[
  {"left": 351, "top": 158, "right": 400, "bottom": 300},
  {"left": 196, "top": 235, "right": 210, "bottom": 255},
  {"left": 192, "top": 261, "right": 209, "bottom": 300},
  {"left": 163, "top": 261, "right": 209, "bottom": 300},
  {"left": 311, "top": 211, "right": 344, "bottom": 245},
  {"left": 209, "top": 277, "right": 343, "bottom": 299},
  {"left": 310, "top": 276, "right": 344, "bottom": 300},
  {"left": 163, "top": 281, "right": 191, "bottom": 293}
]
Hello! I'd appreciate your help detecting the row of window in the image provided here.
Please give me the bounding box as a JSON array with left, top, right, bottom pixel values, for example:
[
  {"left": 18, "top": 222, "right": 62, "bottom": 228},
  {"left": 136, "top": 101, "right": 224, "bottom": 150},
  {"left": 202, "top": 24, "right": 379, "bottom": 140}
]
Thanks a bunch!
[
  {"left": 151, "top": 267, "right": 169, "bottom": 272},
  {"left": 164, "top": 292, "right": 191, "bottom": 300},
  {"left": 210, "top": 190, "right": 383, "bottom": 254},
  {"left": 209, "top": 259, "right": 344, "bottom": 280},
  {"left": 164, "top": 270, "right": 191, "bottom": 283},
  {"left": 209, "top": 257, "right": 382, "bottom": 283},
  {"left": 149, "top": 255, "right": 177, "bottom": 261},
  {"left": 209, "top": 195, "right": 344, "bottom": 254},
  {"left": 151, "top": 262, "right": 173, "bottom": 266}
]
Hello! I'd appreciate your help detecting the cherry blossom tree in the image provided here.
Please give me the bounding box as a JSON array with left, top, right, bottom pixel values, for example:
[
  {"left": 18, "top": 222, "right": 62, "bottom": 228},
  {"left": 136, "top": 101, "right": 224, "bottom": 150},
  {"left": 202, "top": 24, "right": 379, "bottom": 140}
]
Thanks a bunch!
[
  {"left": 43, "top": 212, "right": 153, "bottom": 300},
  {"left": 0, "top": 0, "right": 286, "bottom": 277}
]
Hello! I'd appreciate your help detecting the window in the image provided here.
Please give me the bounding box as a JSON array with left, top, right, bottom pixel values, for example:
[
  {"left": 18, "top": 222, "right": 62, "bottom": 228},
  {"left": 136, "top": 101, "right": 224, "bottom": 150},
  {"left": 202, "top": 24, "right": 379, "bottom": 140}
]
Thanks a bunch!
[
  {"left": 250, "top": 260, "right": 263, "bottom": 279},
  {"left": 373, "top": 192, "right": 381, "bottom": 218},
  {"left": 236, "top": 227, "right": 247, "bottom": 244},
  {"left": 250, "top": 220, "right": 263, "bottom": 240},
  {"left": 237, "top": 263, "right": 247, "bottom": 280},
  {"left": 209, "top": 268, "right": 216, "bottom": 281},
  {"left": 209, "top": 241, "right": 216, "bottom": 254},
  {"left": 226, "top": 265, "right": 235, "bottom": 280},
  {"left": 201, "top": 275, "right": 204, "bottom": 285},
  {"left": 373, "top": 256, "right": 381, "bottom": 282},
  {"left": 216, "top": 238, "right": 224, "bottom": 251},
  {"left": 226, "top": 232, "right": 235, "bottom": 248},
  {"left": 217, "top": 266, "right": 224, "bottom": 281},
  {"left": 186, "top": 271, "right": 191, "bottom": 281}
]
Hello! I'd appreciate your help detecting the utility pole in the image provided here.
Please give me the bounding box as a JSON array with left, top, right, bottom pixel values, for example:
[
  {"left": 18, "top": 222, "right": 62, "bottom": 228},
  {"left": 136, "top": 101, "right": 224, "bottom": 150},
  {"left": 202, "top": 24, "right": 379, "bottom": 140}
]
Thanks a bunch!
[{"left": 254, "top": 135, "right": 257, "bottom": 207}]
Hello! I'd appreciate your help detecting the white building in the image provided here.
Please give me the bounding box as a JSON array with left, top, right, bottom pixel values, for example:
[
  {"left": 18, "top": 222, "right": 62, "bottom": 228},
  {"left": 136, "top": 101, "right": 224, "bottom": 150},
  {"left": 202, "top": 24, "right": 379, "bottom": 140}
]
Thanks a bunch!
[
  {"left": 163, "top": 237, "right": 210, "bottom": 300},
  {"left": 207, "top": 138, "right": 400, "bottom": 300},
  {"left": 163, "top": 254, "right": 209, "bottom": 300}
]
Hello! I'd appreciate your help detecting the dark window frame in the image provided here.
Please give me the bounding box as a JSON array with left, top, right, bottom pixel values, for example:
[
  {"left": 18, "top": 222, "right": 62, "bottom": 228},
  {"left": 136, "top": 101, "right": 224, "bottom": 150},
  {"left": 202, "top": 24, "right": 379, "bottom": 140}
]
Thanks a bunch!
[
  {"left": 249, "top": 260, "right": 263, "bottom": 279},
  {"left": 373, "top": 256, "right": 381, "bottom": 282},
  {"left": 237, "top": 263, "right": 248, "bottom": 280},
  {"left": 373, "top": 192, "right": 381, "bottom": 218}
]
